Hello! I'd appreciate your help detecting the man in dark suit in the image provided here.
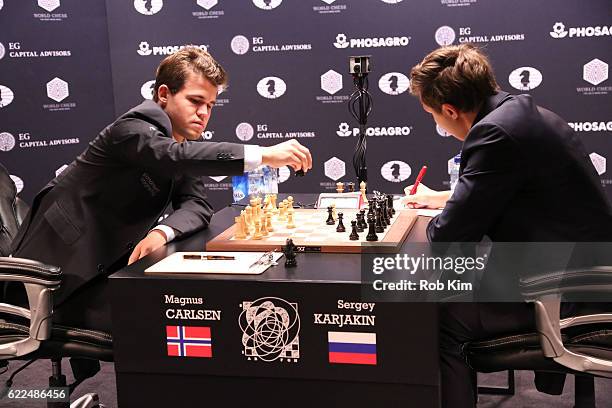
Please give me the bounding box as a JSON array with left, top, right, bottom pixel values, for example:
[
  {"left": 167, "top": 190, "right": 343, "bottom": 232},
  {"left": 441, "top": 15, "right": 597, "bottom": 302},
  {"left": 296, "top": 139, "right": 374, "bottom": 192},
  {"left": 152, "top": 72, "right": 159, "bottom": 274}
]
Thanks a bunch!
[
  {"left": 403, "top": 44, "right": 612, "bottom": 407},
  {"left": 10, "top": 46, "right": 312, "bottom": 331}
]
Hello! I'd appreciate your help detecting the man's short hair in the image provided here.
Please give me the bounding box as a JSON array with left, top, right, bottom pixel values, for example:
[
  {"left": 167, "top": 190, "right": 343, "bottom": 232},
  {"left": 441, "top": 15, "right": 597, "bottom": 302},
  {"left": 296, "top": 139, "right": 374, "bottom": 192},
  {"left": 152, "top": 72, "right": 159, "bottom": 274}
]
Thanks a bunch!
[
  {"left": 409, "top": 44, "right": 499, "bottom": 112},
  {"left": 153, "top": 46, "right": 228, "bottom": 102}
]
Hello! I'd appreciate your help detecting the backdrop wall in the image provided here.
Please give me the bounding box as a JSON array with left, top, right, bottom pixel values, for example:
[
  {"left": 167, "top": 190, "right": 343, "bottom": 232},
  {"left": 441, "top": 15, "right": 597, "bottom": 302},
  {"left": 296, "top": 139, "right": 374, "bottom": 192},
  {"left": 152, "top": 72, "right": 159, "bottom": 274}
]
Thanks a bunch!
[{"left": 2, "top": 0, "right": 611, "bottom": 211}]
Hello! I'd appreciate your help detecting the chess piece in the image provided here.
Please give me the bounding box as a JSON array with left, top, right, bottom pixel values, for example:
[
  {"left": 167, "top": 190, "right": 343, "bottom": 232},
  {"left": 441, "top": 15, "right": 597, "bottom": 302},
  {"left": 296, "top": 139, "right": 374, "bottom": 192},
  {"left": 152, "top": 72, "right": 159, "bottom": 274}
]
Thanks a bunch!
[
  {"left": 336, "top": 212, "right": 346, "bottom": 232},
  {"left": 241, "top": 212, "right": 250, "bottom": 237},
  {"left": 360, "top": 181, "right": 367, "bottom": 201},
  {"left": 375, "top": 208, "right": 385, "bottom": 233},
  {"left": 261, "top": 216, "right": 269, "bottom": 236},
  {"left": 266, "top": 212, "right": 274, "bottom": 232},
  {"left": 286, "top": 211, "right": 296, "bottom": 229},
  {"left": 283, "top": 238, "right": 297, "bottom": 267},
  {"left": 367, "top": 199, "right": 375, "bottom": 219},
  {"left": 287, "top": 196, "right": 294, "bottom": 208},
  {"left": 234, "top": 216, "right": 246, "bottom": 239},
  {"left": 278, "top": 202, "right": 287, "bottom": 221},
  {"left": 366, "top": 218, "right": 378, "bottom": 241},
  {"left": 347, "top": 182, "right": 355, "bottom": 193},
  {"left": 245, "top": 206, "right": 253, "bottom": 227},
  {"left": 326, "top": 206, "right": 335, "bottom": 225},
  {"left": 331, "top": 203, "right": 337, "bottom": 221},
  {"left": 336, "top": 182, "right": 344, "bottom": 193},
  {"left": 387, "top": 194, "right": 395, "bottom": 215},
  {"left": 252, "top": 220, "right": 263, "bottom": 239},
  {"left": 356, "top": 212, "right": 365, "bottom": 232},
  {"left": 349, "top": 220, "right": 359, "bottom": 240}
]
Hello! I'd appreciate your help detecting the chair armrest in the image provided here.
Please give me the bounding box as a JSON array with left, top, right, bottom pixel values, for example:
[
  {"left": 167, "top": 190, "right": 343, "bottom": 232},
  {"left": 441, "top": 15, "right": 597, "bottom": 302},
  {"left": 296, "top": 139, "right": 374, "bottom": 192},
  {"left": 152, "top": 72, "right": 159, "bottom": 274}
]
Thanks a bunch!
[
  {"left": 520, "top": 266, "right": 612, "bottom": 299},
  {"left": 0, "top": 257, "right": 61, "bottom": 357}
]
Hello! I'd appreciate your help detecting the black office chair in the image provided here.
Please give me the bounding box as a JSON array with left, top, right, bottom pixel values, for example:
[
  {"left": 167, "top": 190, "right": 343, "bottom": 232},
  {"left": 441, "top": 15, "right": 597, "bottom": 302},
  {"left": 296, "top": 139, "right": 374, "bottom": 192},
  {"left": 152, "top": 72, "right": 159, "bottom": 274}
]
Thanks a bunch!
[
  {"left": 464, "top": 267, "right": 612, "bottom": 407},
  {"left": 0, "top": 163, "right": 113, "bottom": 408}
]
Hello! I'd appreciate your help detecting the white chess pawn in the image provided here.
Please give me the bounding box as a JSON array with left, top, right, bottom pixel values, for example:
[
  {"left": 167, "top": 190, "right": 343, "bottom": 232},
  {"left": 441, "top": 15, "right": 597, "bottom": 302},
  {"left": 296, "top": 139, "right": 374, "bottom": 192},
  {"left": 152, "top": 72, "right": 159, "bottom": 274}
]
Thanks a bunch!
[
  {"left": 266, "top": 212, "right": 274, "bottom": 232},
  {"left": 252, "top": 220, "right": 263, "bottom": 239},
  {"left": 286, "top": 211, "right": 295, "bottom": 229},
  {"left": 234, "top": 216, "right": 246, "bottom": 239}
]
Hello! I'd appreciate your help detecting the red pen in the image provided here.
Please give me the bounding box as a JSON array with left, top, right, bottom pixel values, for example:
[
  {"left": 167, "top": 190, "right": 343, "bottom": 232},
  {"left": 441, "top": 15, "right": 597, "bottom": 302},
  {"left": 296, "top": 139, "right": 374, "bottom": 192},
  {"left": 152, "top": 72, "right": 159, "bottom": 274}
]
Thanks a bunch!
[{"left": 409, "top": 166, "right": 427, "bottom": 195}]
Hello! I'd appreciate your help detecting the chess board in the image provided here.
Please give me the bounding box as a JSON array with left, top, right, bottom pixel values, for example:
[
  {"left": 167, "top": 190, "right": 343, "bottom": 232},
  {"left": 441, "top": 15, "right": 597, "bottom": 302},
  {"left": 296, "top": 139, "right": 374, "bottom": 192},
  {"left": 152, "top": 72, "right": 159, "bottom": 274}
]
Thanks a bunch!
[{"left": 206, "top": 208, "right": 418, "bottom": 253}]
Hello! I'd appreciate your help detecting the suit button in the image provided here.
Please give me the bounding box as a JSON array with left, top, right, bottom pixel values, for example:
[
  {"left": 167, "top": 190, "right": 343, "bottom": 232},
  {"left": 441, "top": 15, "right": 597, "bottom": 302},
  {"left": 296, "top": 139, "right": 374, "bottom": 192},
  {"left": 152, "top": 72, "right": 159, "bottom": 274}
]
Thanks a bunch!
[
  {"left": 97, "top": 264, "right": 105, "bottom": 273},
  {"left": 126, "top": 242, "right": 135, "bottom": 251}
]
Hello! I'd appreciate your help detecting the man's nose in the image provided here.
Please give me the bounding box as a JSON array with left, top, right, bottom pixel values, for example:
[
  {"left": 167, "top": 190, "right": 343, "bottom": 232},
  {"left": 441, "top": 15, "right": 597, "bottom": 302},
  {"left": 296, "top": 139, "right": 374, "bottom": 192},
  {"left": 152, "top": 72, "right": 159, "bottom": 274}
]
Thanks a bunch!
[{"left": 197, "top": 105, "right": 209, "bottom": 118}]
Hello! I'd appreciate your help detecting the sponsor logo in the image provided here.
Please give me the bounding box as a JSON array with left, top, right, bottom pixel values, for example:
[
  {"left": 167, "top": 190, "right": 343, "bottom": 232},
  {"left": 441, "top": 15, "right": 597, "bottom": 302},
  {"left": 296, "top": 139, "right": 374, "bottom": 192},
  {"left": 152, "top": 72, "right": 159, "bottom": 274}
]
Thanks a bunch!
[
  {"left": 333, "top": 33, "right": 411, "bottom": 49},
  {"left": 46, "top": 77, "right": 68, "bottom": 102},
  {"left": 508, "top": 67, "right": 543, "bottom": 91},
  {"left": 569, "top": 121, "right": 612, "bottom": 132},
  {"left": 10, "top": 175, "right": 23, "bottom": 194},
  {"left": 550, "top": 22, "right": 612, "bottom": 39},
  {"left": 134, "top": 0, "right": 163, "bottom": 15},
  {"left": 55, "top": 164, "right": 68, "bottom": 176},
  {"left": 0, "top": 85, "right": 14, "bottom": 108},
  {"left": 34, "top": 0, "right": 67, "bottom": 21},
  {"left": 200, "top": 130, "right": 214, "bottom": 140},
  {"left": 381, "top": 160, "right": 411, "bottom": 182},
  {"left": 252, "top": 0, "right": 282, "bottom": 10},
  {"left": 230, "top": 35, "right": 250, "bottom": 54},
  {"left": 141, "top": 79, "right": 156, "bottom": 100},
  {"left": 583, "top": 58, "right": 608, "bottom": 86},
  {"left": 278, "top": 166, "right": 290, "bottom": 183},
  {"left": 436, "top": 26, "right": 525, "bottom": 45},
  {"left": 590, "top": 152, "right": 606, "bottom": 175},
  {"left": 441, "top": 0, "right": 477, "bottom": 7},
  {"left": 0, "top": 132, "right": 15, "bottom": 151},
  {"left": 252, "top": 123, "right": 316, "bottom": 140},
  {"left": 235, "top": 122, "right": 254, "bottom": 141},
  {"left": 239, "top": 297, "right": 300, "bottom": 362},
  {"left": 378, "top": 72, "right": 410, "bottom": 95},
  {"left": 321, "top": 70, "right": 343, "bottom": 95},
  {"left": 1, "top": 42, "right": 71, "bottom": 59},
  {"left": 336, "top": 122, "right": 412, "bottom": 137},
  {"left": 11, "top": 131, "right": 79, "bottom": 149},
  {"left": 193, "top": 0, "right": 224, "bottom": 19},
  {"left": 256, "top": 76, "right": 286, "bottom": 99},
  {"left": 436, "top": 124, "right": 451, "bottom": 137},
  {"left": 313, "top": 0, "right": 347, "bottom": 14},
  {"left": 324, "top": 157, "right": 346, "bottom": 181},
  {"left": 137, "top": 41, "right": 208, "bottom": 57}
]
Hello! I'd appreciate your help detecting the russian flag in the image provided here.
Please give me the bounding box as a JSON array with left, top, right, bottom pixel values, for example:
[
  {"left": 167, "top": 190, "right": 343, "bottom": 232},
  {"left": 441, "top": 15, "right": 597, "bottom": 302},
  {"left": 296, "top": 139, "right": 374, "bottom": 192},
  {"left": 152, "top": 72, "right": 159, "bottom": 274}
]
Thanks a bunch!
[
  {"left": 328, "top": 331, "right": 377, "bottom": 365},
  {"left": 166, "top": 326, "right": 212, "bottom": 358}
]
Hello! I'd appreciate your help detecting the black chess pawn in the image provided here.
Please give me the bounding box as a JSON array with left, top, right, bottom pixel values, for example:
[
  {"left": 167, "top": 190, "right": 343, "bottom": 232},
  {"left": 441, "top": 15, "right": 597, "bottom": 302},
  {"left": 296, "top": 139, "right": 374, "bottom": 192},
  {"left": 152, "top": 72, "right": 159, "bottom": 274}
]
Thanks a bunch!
[
  {"left": 336, "top": 212, "right": 346, "bottom": 232},
  {"left": 347, "top": 182, "right": 355, "bottom": 192},
  {"left": 349, "top": 220, "right": 359, "bottom": 240},
  {"left": 358, "top": 209, "right": 367, "bottom": 230},
  {"left": 387, "top": 194, "right": 396, "bottom": 215},
  {"left": 283, "top": 238, "right": 297, "bottom": 267},
  {"left": 375, "top": 208, "right": 385, "bottom": 233},
  {"left": 366, "top": 218, "right": 378, "bottom": 241},
  {"left": 326, "top": 206, "right": 335, "bottom": 225}
]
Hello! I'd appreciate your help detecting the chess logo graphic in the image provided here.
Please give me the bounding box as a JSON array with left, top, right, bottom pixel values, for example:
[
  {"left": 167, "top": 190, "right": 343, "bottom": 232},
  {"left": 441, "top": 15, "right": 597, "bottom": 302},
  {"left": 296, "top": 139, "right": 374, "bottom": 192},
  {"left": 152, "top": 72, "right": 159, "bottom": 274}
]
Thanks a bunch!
[
  {"left": 197, "top": 0, "right": 217, "bottom": 10},
  {"left": 38, "top": 0, "right": 60, "bottom": 12},
  {"left": 550, "top": 22, "right": 568, "bottom": 38},
  {"left": 590, "top": 152, "right": 606, "bottom": 176},
  {"left": 137, "top": 41, "right": 152, "bottom": 56},
  {"left": 0, "top": 42, "right": 5, "bottom": 61},
  {"left": 324, "top": 157, "right": 346, "bottom": 181},
  {"left": 278, "top": 166, "right": 290, "bottom": 183},
  {"left": 321, "top": 0, "right": 336, "bottom": 4},
  {"left": 252, "top": 0, "right": 282, "bottom": 10},
  {"left": 257, "top": 77, "right": 286, "bottom": 99},
  {"left": 0, "top": 0, "right": 4, "bottom": 11},
  {"left": 380, "top": 0, "right": 403, "bottom": 3},
  {"left": 209, "top": 176, "right": 227, "bottom": 182},
  {"left": 321, "top": 70, "right": 343, "bottom": 95},
  {"left": 0, "top": 85, "right": 14, "bottom": 108},
  {"left": 583, "top": 59, "right": 608, "bottom": 86},
  {"left": 435, "top": 26, "right": 456, "bottom": 46},
  {"left": 0, "top": 132, "right": 15, "bottom": 152},
  {"left": 239, "top": 297, "right": 300, "bottom": 362},
  {"left": 55, "top": 164, "right": 68, "bottom": 177},
  {"left": 10, "top": 175, "right": 23, "bottom": 194},
  {"left": 336, "top": 123, "right": 352, "bottom": 137},
  {"left": 378, "top": 72, "right": 410, "bottom": 95},
  {"left": 333, "top": 33, "right": 349, "bottom": 49},
  {"left": 46, "top": 77, "right": 69, "bottom": 102},
  {"left": 436, "top": 124, "right": 451, "bottom": 137},
  {"left": 231, "top": 35, "right": 250, "bottom": 55},
  {"left": 134, "top": 0, "right": 163, "bottom": 15},
  {"left": 235, "top": 122, "right": 254, "bottom": 141},
  {"left": 167, "top": 325, "right": 213, "bottom": 358},
  {"left": 508, "top": 67, "right": 543, "bottom": 91},
  {"left": 381, "top": 161, "right": 411, "bottom": 183},
  {"left": 140, "top": 79, "right": 155, "bottom": 100}
]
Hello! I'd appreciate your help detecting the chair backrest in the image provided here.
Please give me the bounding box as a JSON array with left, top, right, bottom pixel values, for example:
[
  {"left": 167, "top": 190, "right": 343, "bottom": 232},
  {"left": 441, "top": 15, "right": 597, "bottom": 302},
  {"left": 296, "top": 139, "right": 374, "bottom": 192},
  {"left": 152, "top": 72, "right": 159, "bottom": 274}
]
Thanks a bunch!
[{"left": 0, "top": 164, "right": 28, "bottom": 256}]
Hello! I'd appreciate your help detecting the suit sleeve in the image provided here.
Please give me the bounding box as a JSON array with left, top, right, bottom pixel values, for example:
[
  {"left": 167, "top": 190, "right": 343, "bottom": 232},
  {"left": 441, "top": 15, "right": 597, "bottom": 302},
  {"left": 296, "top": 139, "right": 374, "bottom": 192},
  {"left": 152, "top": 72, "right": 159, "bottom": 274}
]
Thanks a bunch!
[
  {"left": 427, "top": 123, "right": 526, "bottom": 242},
  {"left": 160, "top": 174, "right": 214, "bottom": 238},
  {"left": 105, "top": 118, "right": 245, "bottom": 177}
]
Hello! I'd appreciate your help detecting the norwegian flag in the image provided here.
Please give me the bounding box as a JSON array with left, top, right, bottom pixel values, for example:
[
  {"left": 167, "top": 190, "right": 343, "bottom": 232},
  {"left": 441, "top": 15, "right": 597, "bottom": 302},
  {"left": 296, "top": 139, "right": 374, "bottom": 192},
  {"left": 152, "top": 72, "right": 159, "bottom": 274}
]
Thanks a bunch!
[{"left": 166, "top": 326, "right": 212, "bottom": 358}]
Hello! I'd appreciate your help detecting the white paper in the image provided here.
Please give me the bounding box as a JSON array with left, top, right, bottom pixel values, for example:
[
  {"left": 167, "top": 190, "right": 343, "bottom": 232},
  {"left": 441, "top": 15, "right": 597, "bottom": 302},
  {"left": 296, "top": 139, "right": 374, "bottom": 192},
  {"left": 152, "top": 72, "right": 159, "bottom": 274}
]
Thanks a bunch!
[{"left": 145, "top": 252, "right": 284, "bottom": 275}]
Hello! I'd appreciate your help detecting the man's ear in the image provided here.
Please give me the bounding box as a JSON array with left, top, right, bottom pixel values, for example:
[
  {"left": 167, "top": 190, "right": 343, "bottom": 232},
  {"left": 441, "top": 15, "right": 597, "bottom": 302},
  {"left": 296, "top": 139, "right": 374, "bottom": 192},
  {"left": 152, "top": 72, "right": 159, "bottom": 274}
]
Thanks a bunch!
[
  {"left": 157, "top": 85, "right": 169, "bottom": 107},
  {"left": 441, "top": 103, "right": 460, "bottom": 120}
]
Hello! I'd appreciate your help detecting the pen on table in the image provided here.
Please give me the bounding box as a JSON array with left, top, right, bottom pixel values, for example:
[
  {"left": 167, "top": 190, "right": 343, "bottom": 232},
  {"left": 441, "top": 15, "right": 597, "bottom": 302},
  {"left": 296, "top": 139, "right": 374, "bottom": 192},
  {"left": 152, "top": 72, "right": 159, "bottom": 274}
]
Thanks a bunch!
[
  {"left": 409, "top": 165, "right": 428, "bottom": 195},
  {"left": 183, "top": 254, "right": 235, "bottom": 260}
]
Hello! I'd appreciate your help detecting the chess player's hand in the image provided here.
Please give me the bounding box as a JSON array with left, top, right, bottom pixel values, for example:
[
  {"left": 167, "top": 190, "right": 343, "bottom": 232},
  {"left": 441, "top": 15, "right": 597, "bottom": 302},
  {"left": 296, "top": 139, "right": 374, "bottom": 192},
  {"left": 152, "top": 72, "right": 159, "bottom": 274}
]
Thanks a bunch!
[
  {"left": 261, "top": 139, "right": 312, "bottom": 172},
  {"left": 402, "top": 184, "right": 451, "bottom": 209},
  {"left": 128, "top": 230, "right": 167, "bottom": 265}
]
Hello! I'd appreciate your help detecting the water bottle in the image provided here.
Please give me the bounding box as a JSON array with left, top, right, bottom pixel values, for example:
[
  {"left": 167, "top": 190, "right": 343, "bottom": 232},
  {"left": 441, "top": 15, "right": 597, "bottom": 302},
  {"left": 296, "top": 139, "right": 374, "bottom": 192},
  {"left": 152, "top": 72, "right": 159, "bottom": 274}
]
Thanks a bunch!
[
  {"left": 263, "top": 166, "right": 279, "bottom": 194},
  {"left": 448, "top": 152, "right": 461, "bottom": 191},
  {"left": 248, "top": 166, "right": 264, "bottom": 197}
]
